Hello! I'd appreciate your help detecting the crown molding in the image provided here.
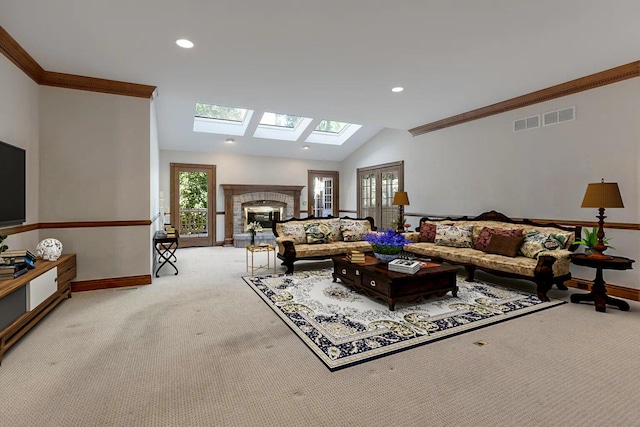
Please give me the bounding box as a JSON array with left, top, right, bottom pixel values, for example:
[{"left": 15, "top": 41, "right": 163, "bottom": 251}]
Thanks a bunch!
[
  {"left": 0, "top": 25, "right": 156, "bottom": 99},
  {"left": 0, "top": 26, "right": 44, "bottom": 82},
  {"left": 409, "top": 61, "right": 640, "bottom": 136}
]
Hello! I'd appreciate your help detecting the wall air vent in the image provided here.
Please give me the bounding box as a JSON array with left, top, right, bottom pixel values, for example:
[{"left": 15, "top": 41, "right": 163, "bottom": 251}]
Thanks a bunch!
[
  {"left": 543, "top": 106, "right": 575, "bottom": 127},
  {"left": 513, "top": 115, "right": 540, "bottom": 132}
]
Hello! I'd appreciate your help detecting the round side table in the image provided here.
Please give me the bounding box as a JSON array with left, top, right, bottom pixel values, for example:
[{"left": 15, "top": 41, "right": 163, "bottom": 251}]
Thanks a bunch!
[{"left": 569, "top": 253, "right": 634, "bottom": 312}]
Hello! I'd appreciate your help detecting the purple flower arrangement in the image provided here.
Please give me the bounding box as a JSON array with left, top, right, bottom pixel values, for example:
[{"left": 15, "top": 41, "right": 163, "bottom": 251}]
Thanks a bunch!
[{"left": 365, "top": 228, "right": 411, "bottom": 255}]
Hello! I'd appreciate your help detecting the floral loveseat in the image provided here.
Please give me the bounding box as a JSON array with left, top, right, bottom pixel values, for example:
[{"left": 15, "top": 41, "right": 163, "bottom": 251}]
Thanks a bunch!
[
  {"left": 272, "top": 216, "right": 376, "bottom": 274},
  {"left": 403, "top": 210, "right": 581, "bottom": 301}
]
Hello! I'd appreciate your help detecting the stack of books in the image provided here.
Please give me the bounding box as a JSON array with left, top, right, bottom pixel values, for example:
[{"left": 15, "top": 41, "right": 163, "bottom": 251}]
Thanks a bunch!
[
  {"left": 388, "top": 258, "right": 421, "bottom": 274},
  {"left": 347, "top": 250, "right": 366, "bottom": 263},
  {"left": 0, "top": 262, "right": 30, "bottom": 280},
  {"left": 1, "top": 249, "right": 36, "bottom": 270},
  {"left": 164, "top": 224, "right": 176, "bottom": 238}
]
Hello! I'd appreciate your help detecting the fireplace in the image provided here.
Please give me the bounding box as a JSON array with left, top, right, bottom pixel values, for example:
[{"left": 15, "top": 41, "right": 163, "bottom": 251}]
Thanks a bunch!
[
  {"left": 243, "top": 201, "right": 285, "bottom": 230},
  {"left": 221, "top": 184, "right": 305, "bottom": 246}
]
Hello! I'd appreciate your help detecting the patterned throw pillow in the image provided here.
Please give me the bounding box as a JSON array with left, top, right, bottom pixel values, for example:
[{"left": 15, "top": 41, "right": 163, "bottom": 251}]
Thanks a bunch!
[
  {"left": 327, "top": 218, "right": 343, "bottom": 242},
  {"left": 473, "top": 227, "right": 524, "bottom": 251},
  {"left": 519, "top": 230, "right": 569, "bottom": 258},
  {"left": 281, "top": 223, "right": 307, "bottom": 244},
  {"left": 418, "top": 222, "right": 437, "bottom": 243},
  {"left": 340, "top": 219, "right": 371, "bottom": 242},
  {"left": 304, "top": 222, "right": 333, "bottom": 244},
  {"left": 434, "top": 224, "right": 474, "bottom": 248},
  {"left": 485, "top": 234, "right": 526, "bottom": 257}
]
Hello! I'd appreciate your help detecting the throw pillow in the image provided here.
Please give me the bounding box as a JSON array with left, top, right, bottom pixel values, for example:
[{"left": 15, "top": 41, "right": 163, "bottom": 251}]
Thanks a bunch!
[
  {"left": 304, "top": 222, "right": 333, "bottom": 244},
  {"left": 281, "top": 223, "right": 307, "bottom": 245},
  {"left": 340, "top": 219, "right": 371, "bottom": 242},
  {"left": 473, "top": 227, "right": 523, "bottom": 251},
  {"left": 418, "top": 222, "right": 437, "bottom": 243},
  {"left": 519, "top": 230, "right": 569, "bottom": 258},
  {"left": 434, "top": 224, "right": 474, "bottom": 248},
  {"left": 327, "top": 218, "right": 343, "bottom": 241},
  {"left": 485, "top": 234, "right": 526, "bottom": 257}
]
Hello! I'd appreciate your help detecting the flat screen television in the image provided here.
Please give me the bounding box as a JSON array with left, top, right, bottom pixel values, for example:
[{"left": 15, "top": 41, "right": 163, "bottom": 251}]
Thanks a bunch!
[{"left": 0, "top": 141, "right": 26, "bottom": 227}]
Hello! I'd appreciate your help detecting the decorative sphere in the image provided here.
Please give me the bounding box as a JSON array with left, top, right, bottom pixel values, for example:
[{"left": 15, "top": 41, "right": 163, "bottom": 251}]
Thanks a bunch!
[{"left": 36, "top": 238, "right": 63, "bottom": 261}]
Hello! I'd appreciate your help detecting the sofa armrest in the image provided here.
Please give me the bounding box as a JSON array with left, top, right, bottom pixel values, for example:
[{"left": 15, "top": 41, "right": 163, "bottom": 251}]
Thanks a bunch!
[
  {"left": 403, "top": 231, "right": 419, "bottom": 243},
  {"left": 536, "top": 249, "right": 572, "bottom": 276},
  {"left": 275, "top": 236, "right": 296, "bottom": 257}
]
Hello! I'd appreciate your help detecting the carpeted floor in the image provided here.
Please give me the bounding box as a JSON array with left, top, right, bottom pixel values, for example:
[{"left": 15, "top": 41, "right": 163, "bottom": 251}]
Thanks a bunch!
[
  {"left": 1, "top": 246, "right": 639, "bottom": 426},
  {"left": 244, "top": 268, "right": 565, "bottom": 370}
]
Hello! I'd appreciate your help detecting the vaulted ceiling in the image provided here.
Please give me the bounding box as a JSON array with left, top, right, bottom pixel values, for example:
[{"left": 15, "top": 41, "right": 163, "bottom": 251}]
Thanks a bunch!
[{"left": 2, "top": 1, "right": 640, "bottom": 161}]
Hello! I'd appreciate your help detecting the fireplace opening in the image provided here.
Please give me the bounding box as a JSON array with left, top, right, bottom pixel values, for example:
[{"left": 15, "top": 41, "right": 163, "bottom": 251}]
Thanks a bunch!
[{"left": 243, "top": 200, "right": 285, "bottom": 231}]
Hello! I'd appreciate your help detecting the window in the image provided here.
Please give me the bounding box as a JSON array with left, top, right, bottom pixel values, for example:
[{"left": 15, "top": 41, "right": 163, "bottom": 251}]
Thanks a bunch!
[
  {"left": 193, "top": 103, "right": 254, "bottom": 136},
  {"left": 314, "top": 120, "right": 348, "bottom": 134},
  {"left": 195, "top": 103, "right": 248, "bottom": 122},
  {"left": 259, "top": 112, "right": 303, "bottom": 129}
]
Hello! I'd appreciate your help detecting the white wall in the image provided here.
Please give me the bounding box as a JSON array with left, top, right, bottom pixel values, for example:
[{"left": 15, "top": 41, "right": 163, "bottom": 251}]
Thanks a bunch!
[
  {"left": 0, "top": 54, "right": 40, "bottom": 251},
  {"left": 39, "top": 87, "right": 152, "bottom": 281},
  {"left": 342, "top": 79, "right": 640, "bottom": 289},
  {"left": 159, "top": 150, "right": 341, "bottom": 241}
]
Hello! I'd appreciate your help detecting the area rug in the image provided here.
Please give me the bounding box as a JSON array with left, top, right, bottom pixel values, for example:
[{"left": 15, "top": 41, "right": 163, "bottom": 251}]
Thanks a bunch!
[{"left": 243, "top": 269, "right": 565, "bottom": 371}]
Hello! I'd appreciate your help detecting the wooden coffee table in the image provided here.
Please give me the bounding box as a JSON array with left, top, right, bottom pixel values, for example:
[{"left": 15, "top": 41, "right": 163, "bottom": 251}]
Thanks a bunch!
[{"left": 331, "top": 255, "right": 459, "bottom": 310}]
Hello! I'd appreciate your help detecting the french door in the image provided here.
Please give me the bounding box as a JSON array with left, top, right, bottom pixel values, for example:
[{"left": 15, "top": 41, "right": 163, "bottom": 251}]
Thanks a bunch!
[
  {"left": 357, "top": 161, "right": 404, "bottom": 230},
  {"left": 170, "top": 163, "right": 215, "bottom": 247},
  {"left": 308, "top": 170, "right": 339, "bottom": 217}
]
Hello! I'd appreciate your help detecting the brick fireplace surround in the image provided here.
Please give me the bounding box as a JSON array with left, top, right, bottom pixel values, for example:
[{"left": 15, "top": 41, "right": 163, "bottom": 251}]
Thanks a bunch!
[{"left": 221, "top": 184, "right": 304, "bottom": 246}]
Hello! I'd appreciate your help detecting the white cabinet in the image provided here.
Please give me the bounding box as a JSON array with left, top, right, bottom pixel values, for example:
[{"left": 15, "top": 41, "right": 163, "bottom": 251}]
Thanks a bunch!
[{"left": 26, "top": 267, "right": 57, "bottom": 311}]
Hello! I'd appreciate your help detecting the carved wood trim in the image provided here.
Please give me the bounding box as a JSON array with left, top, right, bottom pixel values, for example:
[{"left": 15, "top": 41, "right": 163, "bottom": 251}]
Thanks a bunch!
[
  {"left": 71, "top": 274, "right": 152, "bottom": 292},
  {"left": 565, "top": 278, "right": 640, "bottom": 302},
  {"left": 0, "top": 26, "right": 44, "bottom": 82},
  {"left": 409, "top": 61, "right": 640, "bottom": 136},
  {"left": 0, "top": 25, "right": 156, "bottom": 98},
  {"left": 220, "top": 184, "right": 305, "bottom": 245},
  {"left": 408, "top": 214, "right": 639, "bottom": 231}
]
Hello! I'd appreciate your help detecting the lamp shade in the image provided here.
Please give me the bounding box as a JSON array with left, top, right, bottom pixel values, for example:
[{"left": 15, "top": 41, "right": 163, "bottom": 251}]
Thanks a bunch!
[
  {"left": 581, "top": 181, "right": 624, "bottom": 208},
  {"left": 392, "top": 191, "right": 410, "bottom": 206}
]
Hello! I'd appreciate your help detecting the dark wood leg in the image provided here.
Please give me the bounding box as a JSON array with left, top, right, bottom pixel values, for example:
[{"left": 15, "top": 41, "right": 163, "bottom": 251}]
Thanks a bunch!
[
  {"left": 570, "top": 267, "right": 630, "bottom": 312},
  {"left": 534, "top": 255, "right": 556, "bottom": 302},
  {"left": 388, "top": 299, "right": 396, "bottom": 311},
  {"left": 283, "top": 258, "right": 294, "bottom": 275},
  {"left": 464, "top": 264, "right": 476, "bottom": 282},
  {"left": 555, "top": 281, "right": 568, "bottom": 290},
  {"left": 451, "top": 285, "right": 458, "bottom": 297}
]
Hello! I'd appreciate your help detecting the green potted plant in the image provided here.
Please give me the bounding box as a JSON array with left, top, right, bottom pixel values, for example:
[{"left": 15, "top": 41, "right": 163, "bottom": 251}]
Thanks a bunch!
[{"left": 575, "top": 227, "right": 615, "bottom": 255}]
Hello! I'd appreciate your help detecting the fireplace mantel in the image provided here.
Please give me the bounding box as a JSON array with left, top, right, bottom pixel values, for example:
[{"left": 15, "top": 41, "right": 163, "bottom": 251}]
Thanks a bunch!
[{"left": 221, "top": 184, "right": 304, "bottom": 246}]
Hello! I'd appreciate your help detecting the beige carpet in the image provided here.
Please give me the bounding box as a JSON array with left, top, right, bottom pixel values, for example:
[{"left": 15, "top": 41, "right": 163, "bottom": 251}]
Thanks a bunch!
[{"left": 1, "top": 246, "right": 639, "bottom": 426}]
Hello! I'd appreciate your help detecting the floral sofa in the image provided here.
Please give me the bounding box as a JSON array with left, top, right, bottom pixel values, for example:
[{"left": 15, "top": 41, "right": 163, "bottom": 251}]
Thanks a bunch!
[
  {"left": 403, "top": 210, "right": 581, "bottom": 301},
  {"left": 272, "top": 216, "right": 376, "bottom": 274}
]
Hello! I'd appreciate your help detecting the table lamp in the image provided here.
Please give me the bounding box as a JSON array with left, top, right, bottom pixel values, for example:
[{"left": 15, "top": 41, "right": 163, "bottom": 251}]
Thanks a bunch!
[
  {"left": 580, "top": 179, "right": 624, "bottom": 259},
  {"left": 392, "top": 191, "right": 409, "bottom": 233}
]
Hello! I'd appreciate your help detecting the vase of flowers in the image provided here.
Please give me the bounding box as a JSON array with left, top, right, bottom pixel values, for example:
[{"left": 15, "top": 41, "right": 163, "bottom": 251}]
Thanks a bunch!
[
  {"left": 365, "top": 228, "right": 410, "bottom": 263},
  {"left": 246, "top": 221, "right": 263, "bottom": 246}
]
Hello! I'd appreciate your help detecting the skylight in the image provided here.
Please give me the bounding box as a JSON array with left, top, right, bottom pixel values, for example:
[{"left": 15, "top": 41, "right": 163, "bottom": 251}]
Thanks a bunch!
[
  {"left": 193, "top": 103, "right": 253, "bottom": 136},
  {"left": 259, "top": 112, "right": 303, "bottom": 129},
  {"left": 195, "top": 103, "right": 248, "bottom": 122},
  {"left": 314, "top": 120, "right": 348, "bottom": 134}
]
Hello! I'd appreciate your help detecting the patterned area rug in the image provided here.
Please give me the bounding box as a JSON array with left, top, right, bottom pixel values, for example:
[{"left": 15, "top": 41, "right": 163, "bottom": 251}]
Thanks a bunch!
[{"left": 243, "top": 269, "right": 565, "bottom": 371}]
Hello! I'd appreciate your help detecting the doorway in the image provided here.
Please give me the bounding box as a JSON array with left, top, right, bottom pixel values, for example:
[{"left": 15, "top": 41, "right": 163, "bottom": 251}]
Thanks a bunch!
[
  {"left": 170, "top": 163, "right": 216, "bottom": 247},
  {"left": 308, "top": 170, "right": 339, "bottom": 217},
  {"left": 357, "top": 161, "right": 404, "bottom": 229}
]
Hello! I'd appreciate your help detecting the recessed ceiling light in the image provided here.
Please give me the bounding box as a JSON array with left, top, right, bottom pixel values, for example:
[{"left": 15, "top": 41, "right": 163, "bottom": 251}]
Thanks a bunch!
[
  {"left": 225, "top": 138, "right": 235, "bottom": 144},
  {"left": 176, "top": 39, "right": 194, "bottom": 49},
  {"left": 302, "top": 145, "right": 310, "bottom": 150},
  {"left": 391, "top": 87, "right": 404, "bottom": 93}
]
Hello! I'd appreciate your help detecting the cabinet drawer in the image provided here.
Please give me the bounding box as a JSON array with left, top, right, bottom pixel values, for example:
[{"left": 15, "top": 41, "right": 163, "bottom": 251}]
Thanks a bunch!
[
  {"left": 360, "top": 272, "right": 389, "bottom": 294},
  {"left": 333, "top": 262, "right": 363, "bottom": 283}
]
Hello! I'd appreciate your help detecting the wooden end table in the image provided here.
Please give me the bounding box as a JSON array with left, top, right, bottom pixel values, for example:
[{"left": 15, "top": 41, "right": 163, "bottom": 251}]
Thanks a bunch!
[{"left": 569, "top": 253, "right": 634, "bottom": 312}]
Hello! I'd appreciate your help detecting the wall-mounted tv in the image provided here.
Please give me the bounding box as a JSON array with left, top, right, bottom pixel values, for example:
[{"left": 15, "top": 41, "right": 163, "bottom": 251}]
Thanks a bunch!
[{"left": 0, "top": 141, "right": 26, "bottom": 227}]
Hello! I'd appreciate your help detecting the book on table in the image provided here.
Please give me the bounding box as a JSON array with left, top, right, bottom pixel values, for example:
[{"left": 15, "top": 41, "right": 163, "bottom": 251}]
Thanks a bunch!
[
  {"left": 347, "top": 250, "right": 366, "bottom": 263},
  {"left": 388, "top": 258, "right": 421, "bottom": 274}
]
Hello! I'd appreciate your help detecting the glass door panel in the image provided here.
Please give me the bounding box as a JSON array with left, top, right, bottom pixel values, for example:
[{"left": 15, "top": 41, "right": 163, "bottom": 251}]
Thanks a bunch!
[
  {"left": 171, "top": 163, "right": 215, "bottom": 247},
  {"left": 357, "top": 161, "right": 403, "bottom": 230},
  {"left": 308, "top": 170, "right": 339, "bottom": 217}
]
